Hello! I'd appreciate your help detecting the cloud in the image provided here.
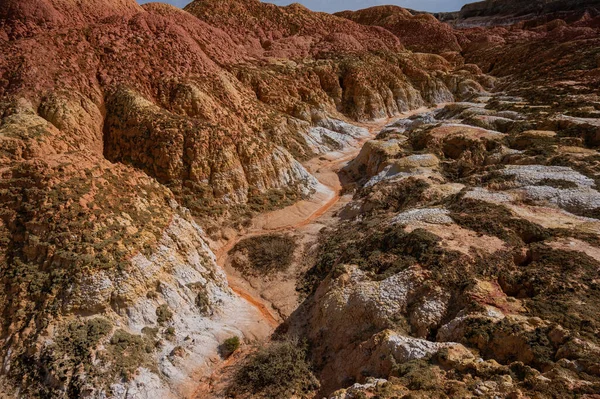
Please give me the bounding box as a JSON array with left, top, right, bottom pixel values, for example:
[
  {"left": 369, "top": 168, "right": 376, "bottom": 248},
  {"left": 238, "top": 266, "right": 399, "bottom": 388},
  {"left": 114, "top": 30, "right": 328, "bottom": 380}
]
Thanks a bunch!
[{"left": 138, "top": 0, "right": 472, "bottom": 13}]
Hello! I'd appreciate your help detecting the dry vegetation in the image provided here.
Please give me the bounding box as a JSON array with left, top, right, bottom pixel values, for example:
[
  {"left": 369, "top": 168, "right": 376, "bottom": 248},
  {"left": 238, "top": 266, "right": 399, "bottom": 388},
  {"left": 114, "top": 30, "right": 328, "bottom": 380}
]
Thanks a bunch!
[
  {"left": 230, "top": 234, "right": 297, "bottom": 276},
  {"left": 229, "top": 338, "right": 319, "bottom": 399}
]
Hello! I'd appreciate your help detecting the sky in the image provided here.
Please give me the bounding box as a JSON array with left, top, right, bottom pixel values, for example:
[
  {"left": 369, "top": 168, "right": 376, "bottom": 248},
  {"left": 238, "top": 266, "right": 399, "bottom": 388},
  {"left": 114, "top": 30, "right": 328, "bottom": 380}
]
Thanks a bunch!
[{"left": 137, "top": 0, "right": 474, "bottom": 13}]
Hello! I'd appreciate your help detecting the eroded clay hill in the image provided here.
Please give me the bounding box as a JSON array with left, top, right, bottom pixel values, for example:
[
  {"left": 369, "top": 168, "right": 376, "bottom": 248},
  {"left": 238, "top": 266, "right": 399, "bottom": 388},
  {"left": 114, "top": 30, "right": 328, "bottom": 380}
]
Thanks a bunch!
[
  {"left": 335, "top": 6, "right": 462, "bottom": 54},
  {"left": 338, "top": 2, "right": 600, "bottom": 123},
  {"left": 1, "top": 0, "right": 599, "bottom": 397},
  {"left": 0, "top": 0, "right": 489, "bottom": 397}
]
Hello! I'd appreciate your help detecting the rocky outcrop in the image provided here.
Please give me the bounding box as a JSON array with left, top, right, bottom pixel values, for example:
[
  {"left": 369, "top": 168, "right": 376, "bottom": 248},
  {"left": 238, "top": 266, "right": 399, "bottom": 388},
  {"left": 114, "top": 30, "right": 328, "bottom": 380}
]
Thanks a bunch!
[
  {"left": 339, "top": 1, "right": 599, "bottom": 108},
  {"left": 0, "top": 116, "right": 274, "bottom": 396},
  {"left": 103, "top": 86, "right": 318, "bottom": 210},
  {"left": 289, "top": 92, "right": 600, "bottom": 398}
]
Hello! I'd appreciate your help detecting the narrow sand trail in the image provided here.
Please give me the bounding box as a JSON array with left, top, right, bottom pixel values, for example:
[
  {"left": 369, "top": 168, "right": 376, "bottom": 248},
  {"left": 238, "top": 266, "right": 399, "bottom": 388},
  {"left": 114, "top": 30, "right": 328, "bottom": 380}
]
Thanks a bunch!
[{"left": 191, "top": 107, "right": 438, "bottom": 398}]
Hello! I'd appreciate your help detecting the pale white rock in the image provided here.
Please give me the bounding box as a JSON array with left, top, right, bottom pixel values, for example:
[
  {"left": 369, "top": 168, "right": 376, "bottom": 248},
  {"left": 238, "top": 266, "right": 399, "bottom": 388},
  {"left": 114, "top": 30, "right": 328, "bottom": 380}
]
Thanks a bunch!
[
  {"left": 496, "top": 165, "right": 600, "bottom": 212},
  {"left": 464, "top": 187, "right": 514, "bottom": 203},
  {"left": 310, "top": 265, "right": 436, "bottom": 355},
  {"left": 409, "top": 289, "right": 452, "bottom": 337},
  {"left": 363, "top": 167, "right": 420, "bottom": 187},
  {"left": 501, "top": 165, "right": 595, "bottom": 188},
  {"left": 382, "top": 332, "right": 458, "bottom": 363},
  {"left": 111, "top": 368, "right": 176, "bottom": 399},
  {"left": 386, "top": 112, "right": 437, "bottom": 134},
  {"left": 96, "top": 213, "right": 273, "bottom": 398},
  {"left": 305, "top": 127, "right": 359, "bottom": 154},
  {"left": 318, "top": 118, "right": 370, "bottom": 139},
  {"left": 303, "top": 119, "right": 369, "bottom": 154},
  {"left": 364, "top": 154, "right": 440, "bottom": 188},
  {"left": 391, "top": 208, "right": 453, "bottom": 226},
  {"left": 328, "top": 379, "right": 389, "bottom": 399},
  {"left": 520, "top": 185, "right": 600, "bottom": 213}
]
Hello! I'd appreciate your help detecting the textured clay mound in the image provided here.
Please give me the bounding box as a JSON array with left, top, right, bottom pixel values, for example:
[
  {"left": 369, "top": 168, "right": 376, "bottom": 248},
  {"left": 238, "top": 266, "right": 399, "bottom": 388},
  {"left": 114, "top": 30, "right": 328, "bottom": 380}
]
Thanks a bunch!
[
  {"left": 0, "top": 0, "right": 143, "bottom": 38},
  {"left": 459, "top": 14, "right": 600, "bottom": 95},
  {"left": 0, "top": 0, "right": 243, "bottom": 100},
  {"left": 184, "top": 0, "right": 404, "bottom": 58},
  {"left": 335, "top": 6, "right": 463, "bottom": 54}
]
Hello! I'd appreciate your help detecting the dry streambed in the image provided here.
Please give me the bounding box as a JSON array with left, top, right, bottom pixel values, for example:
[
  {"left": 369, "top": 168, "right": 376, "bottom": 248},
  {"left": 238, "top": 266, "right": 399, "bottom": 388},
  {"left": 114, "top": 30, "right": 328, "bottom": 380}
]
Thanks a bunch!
[
  {"left": 210, "top": 107, "right": 437, "bottom": 325},
  {"left": 190, "top": 112, "right": 426, "bottom": 398}
]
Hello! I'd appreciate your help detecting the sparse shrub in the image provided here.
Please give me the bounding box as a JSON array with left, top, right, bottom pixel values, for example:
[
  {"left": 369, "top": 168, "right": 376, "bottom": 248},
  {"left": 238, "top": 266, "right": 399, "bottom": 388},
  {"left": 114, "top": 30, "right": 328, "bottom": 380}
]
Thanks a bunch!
[
  {"left": 156, "top": 304, "right": 173, "bottom": 325},
  {"left": 141, "top": 326, "right": 159, "bottom": 338},
  {"left": 230, "top": 338, "right": 319, "bottom": 398},
  {"left": 165, "top": 327, "right": 176, "bottom": 340},
  {"left": 230, "top": 234, "right": 297, "bottom": 275},
  {"left": 35, "top": 318, "right": 113, "bottom": 397},
  {"left": 108, "top": 329, "right": 155, "bottom": 380},
  {"left": 195, "top": 291, "right": 211, "bottom": 315},
  {"left": 393, "top": 359, "right": 441, "bottom": 391},
  {"left": 447, "top": 197, "right": 550, "bottom": 245},
  {"left": 221, "top": 336, "right": 241, "bottom": 358}
]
